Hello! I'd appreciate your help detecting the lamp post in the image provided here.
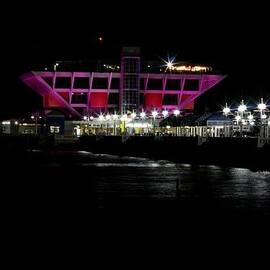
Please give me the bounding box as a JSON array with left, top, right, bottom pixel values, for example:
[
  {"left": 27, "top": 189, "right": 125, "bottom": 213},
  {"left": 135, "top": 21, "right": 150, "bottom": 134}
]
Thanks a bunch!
[
  {"left": 235, "top": 114, "right": 241, "bottom": 136},
  {"left": 258, "top": 98, "right": 266, "bottom": 119},
  {"left": 140, "top": 111, "right": 146, "bottom": 135},
  {"left": 105, "top": 113, "right": 111, "bottom": 135},
  {"left": 31, "top": 112, "right": 40, "bottom": 134},
  {"left": 99, "top": 113, "right": 104, "bottom": 133},
  {"left": 173, "top": 109, "right": 180, "bottom": 117},
  {"left": 222, "top": 103, "right": 230, "bottom": 116},
  {"left": 112, "top": 113, "right": 118, "bottom": 135},
  {"left": 152, "top": 109, "right": 158, "bottom": 135},
  {"left": 131, "top": 111, "right": 136, "bottom": 135},
  {"left": 120, "top": 114, "right": 128, "bottom": 135},
  {"left": 54, "top": 62, "right": 59, "bottom": 71},
  {"left": 237, "top": 100, "right": 247, "bottom": 137}
]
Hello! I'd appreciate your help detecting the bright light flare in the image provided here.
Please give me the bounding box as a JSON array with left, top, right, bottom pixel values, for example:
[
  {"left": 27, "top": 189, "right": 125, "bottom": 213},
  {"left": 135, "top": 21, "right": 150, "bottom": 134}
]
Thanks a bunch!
[
  {"left": 99, "top": 114, "right": 104, "bottom": 121},
  {"left": 258, "top": 103, "right": 266, "bottom": 111},
  {"left": 152, "top": 110, "right": 158, "bottom": 118},
  {"left": 140, "top": 111, "right": 146, "bottom": 118},
  {"left": 161, "top": 55, "right": 177, "bottom": 72},
  {"left": 235, "top": 115, "right": 241, "bottom": 122},
  {"left": 238, "top": 104, "right": 247, "bottom": 113},
  {"left": 247, "top": 114, "right": 254, "bottom": 121},
  {"left": 222, "top": 106, "right": 230, "bottom": 115},
  {"left": 162, "top": 110, "right": 169, "bottom": 118},
  {"left": 131, "top": 112, "right": 136, "bottom": 119},
  {"left": 173, "top": 109, "right": 180, "bottom": 116}
]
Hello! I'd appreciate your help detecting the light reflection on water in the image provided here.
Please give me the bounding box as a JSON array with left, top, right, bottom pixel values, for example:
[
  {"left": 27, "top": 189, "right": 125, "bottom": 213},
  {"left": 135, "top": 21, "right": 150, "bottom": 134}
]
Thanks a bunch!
[
  {"left": 78, "top": 152, "right": 270, "bottom": 212},
  {"left": 11, "top": 150, "right": 270, "bottom": 213}
]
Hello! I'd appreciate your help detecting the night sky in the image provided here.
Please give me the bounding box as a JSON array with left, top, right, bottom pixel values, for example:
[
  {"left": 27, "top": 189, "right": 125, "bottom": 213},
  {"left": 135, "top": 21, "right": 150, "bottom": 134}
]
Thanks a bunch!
[{"left": 1, "top": 2, "right": 269, "bottom": 119}]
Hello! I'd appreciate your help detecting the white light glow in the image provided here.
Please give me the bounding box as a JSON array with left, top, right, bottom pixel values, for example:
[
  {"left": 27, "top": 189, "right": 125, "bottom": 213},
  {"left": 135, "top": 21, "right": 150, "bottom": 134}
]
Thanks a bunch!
[
  {"left": 15, "top": 121, "right": 18, "bottom": 125},
  {"left": 173, "top": 109, "right": 180, "bottom": 116},
  {"left": 105, "top": 114, "right": 111, "bottom": 121},
  {"left": 152, "top": 110, "right": 158, "bottom": 118},
  {"left": 31, "top": 116, "right": 35, "bottom": 119},
  {"left": 248, "top": 114, "right": 254, "bottom": 121},
  {"left": 131, "top": 112, "right": 136, "bottom": 119},
  {"left": 112, "top": 114, "right": 118, "bottom": 120},
  {"left": 261, "top": 114, "right": 267, "bottom": 119},
  {"left": 90, "top": 116, "right": 94, "bottom": 120},
  {"left": 223, "top": 107, "right": 230, "bottom": 115},
  {"left": 120, "top": 114, "right": 128, "bottom": 121},
  {"left": 238, "top": 104, "right": 247, "bottom": 113},
  {"left": 140, "top": 111, "right": 146, "bottom": 118},
  {"left": 83, "top": 116, "right": 87, "bottom": 121},
  {"left": 167, "top": 61, "right": 173, "bottom": 69},
  {"left": 258, "top": 103, "right": 266, "bottom": 110},
  {"left": 235, "top": 115, "right": 241, "bottom": 122},
  {"left": 162, "top": 110, "right": 169, "bottom": 118},
  {"left": 99, "top": 114, "right": 104, "bottom": 121}
]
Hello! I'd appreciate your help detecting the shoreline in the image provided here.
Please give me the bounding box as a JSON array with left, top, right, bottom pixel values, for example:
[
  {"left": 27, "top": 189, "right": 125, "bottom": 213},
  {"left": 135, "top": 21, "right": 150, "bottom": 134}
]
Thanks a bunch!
[{"left": 1, "top": 134, "right": 269, "bottom": 170}]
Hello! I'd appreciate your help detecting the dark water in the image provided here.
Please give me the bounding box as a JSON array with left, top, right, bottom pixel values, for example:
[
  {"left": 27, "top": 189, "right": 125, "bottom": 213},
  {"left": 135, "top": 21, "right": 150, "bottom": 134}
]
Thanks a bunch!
[{"left": 3, "top": 150, "right": 270, "bottom": 216}]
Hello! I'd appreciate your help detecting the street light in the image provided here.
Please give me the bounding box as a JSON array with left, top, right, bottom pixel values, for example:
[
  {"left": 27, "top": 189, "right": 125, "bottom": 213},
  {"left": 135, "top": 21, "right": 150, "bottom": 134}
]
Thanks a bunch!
[
  {"left": 120, "top": 114, "right": 128, "bottom": 134},
  {"left": 105, "top": 114, "right": 111, "bottom": 121},
  {"left": 222, "top": 103, "right": 230, "bottom": 116},
  {"left": 152, "top": 110, "right": 158, "bottom": 135},
  {"left": 247, "top": 114, "right": 254, "bottom": 121},
  {"left": 258, "top": 98, "right": 266, "bottom": 111},
  {"left": 162, "top": 109, "right": 169, "bottom": 118},
  {"left": 112, "top": 113, "right": 118, "bottom": 135},
  {"left": 238, "top": 100, "right": 247, "bottom": 114},
  {"left": 105, "top": 114, "right": 111, "bottom": 135},
  {"left": 173, "top": 109, "right": 180, "bottom": 117},
  {"left": 152, "top": 110, "right": 158, "bottom": 118},
  {"left": 235, "top": 114, "right": 242, "bottom": 136},
  {"left": 54, "top": 62, "right": 59, "bottom": 71},
  {"left": 235, "top": 115, "right": 241, "bottom": 122},
  {"left": 140, "top": 111, "right": 146, "bottom": 119},
  {"left": 99, "top": 113, "right": 104, "bottom": 132}
]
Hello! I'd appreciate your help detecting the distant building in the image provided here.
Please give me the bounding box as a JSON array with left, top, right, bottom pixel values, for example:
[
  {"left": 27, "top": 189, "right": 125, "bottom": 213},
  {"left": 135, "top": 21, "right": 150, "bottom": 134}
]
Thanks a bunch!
[{"left": 21, "top": 47, "right": 225, "bottom": 119}]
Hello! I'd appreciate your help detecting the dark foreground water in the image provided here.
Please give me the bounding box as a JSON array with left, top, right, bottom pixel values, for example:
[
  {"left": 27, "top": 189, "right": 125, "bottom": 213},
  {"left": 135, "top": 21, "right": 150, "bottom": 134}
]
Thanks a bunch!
[{"left": 3, "top": 150, "right": 270, "bottom": 216}]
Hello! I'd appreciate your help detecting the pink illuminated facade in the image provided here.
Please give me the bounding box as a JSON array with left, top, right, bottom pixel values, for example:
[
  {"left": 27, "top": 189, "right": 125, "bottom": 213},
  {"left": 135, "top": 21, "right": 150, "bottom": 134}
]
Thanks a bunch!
[{"left": 21, "top": 48, "right": 225, "bottom": 119}]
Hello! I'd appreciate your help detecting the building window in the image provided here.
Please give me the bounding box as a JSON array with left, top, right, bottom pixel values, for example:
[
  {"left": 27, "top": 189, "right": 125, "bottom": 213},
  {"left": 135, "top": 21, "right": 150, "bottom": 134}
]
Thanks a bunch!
[
  {"left": 147, "top": 79, "right": 163, "bottom": 90},
  {"left": 110, "top": 78, "right": 120, "bottom": 89},
  {"left": 184, "top": 80, "right": 199, "bottom": 91},
  {"left": 55, "top": 77, "right": 71, "bottom": 88},
  {"left": 73, "top": 77, "right": 90, "bottom": 89},
  {"left": 165, "top": 79, "right": 181, "bottom": 90}
]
